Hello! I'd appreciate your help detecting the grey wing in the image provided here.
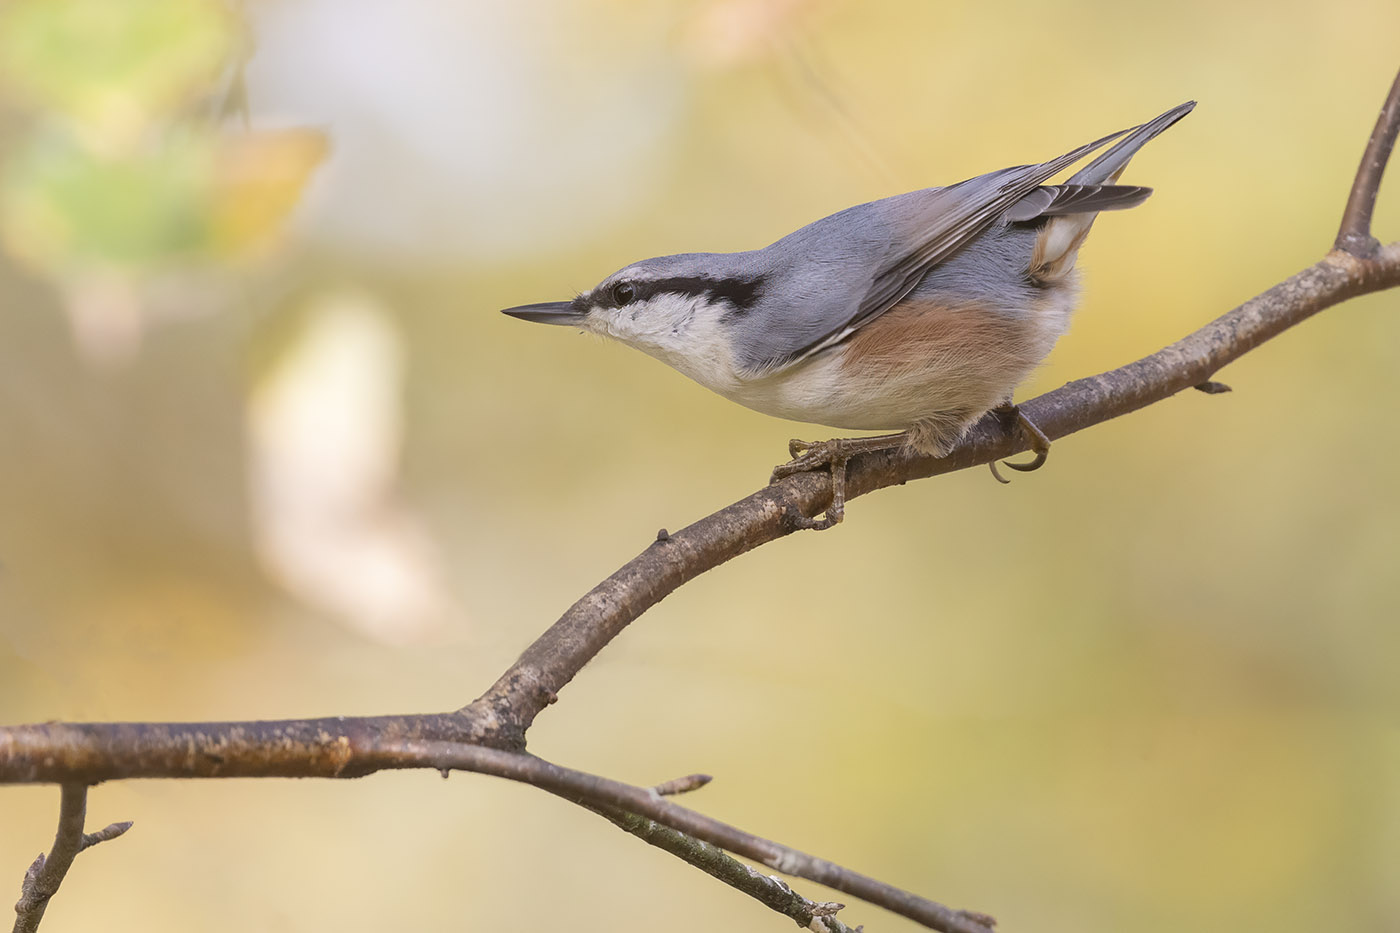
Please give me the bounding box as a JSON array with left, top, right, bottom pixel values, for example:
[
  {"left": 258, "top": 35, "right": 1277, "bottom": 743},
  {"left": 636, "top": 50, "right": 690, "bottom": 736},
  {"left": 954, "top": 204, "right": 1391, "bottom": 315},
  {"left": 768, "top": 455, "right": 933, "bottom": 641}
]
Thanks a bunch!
[{"left": 738, "top": 125, "right": 1132, "bottom": 376}]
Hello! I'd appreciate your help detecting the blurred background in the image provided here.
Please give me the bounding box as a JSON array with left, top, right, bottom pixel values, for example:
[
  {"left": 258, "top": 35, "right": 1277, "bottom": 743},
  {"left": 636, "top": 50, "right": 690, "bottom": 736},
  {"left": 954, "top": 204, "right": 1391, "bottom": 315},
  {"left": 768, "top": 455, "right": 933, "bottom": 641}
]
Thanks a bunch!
[{"left": 1, "top": 1, "right": 1397, "bottom": 931}]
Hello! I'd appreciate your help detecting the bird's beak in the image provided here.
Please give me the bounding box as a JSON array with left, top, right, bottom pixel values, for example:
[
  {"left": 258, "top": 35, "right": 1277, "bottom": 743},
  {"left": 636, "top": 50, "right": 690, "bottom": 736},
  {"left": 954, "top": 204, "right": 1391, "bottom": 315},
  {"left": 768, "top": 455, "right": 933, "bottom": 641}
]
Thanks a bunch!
[{"left": 500, "top": 301, "right": 585, "bottom": 326}]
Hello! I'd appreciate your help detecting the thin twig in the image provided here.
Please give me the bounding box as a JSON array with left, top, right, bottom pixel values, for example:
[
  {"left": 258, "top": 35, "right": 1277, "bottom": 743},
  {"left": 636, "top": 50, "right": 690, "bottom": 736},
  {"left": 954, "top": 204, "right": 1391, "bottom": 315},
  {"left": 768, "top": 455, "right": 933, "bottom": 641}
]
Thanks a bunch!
[
  {"left": 652, "top": 773, "right": 713, "bottom": 797},
  {"left": 362, "top": 740, "right": 992, "bottom": 933},
  {"left": 12, "top": 784, "right": 131, "bottom": 933},
  {"left": 79, "top": 823, "right": 134, "bottom": 852},
  {"left": 1336, "top": 66, "right": 1400, "bottom": 256},
  {"left": 587, "top": 804, "right": 861, "bottom": 933}
]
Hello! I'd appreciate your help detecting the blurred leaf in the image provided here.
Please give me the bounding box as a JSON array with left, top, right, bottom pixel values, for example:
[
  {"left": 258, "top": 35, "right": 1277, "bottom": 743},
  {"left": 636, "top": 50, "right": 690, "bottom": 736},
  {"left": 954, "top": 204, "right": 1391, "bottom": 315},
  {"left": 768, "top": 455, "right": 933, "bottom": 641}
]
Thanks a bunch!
[
  {"left": 247, "top": 292, "right": 455, "bottom": 643},
  {"left": 210, "top": 128, "right": 328, "bottom": 257},
  {"left": 0, "top": 125, "right": 324, "bottom": 274},
  {"left": 0, "top": 0, "right": 236, "bottom": 145},
  {"left": 0, "top": 126, "right": 213, "bottom": 273}
]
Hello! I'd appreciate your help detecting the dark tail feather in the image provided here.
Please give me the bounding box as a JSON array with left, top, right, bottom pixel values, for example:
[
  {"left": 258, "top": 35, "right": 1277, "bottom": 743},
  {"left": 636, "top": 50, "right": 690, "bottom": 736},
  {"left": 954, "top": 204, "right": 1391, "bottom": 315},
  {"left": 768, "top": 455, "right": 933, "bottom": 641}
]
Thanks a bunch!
[
  {"left": 1067, "top": 101, "right": 1196, "bottom": 185},
  {"left": 1005, "top": 183, "right": 1154, "bottom": 222},
  {"left": 1023, "top": 102, "right": 1193, "bottom": 282}
]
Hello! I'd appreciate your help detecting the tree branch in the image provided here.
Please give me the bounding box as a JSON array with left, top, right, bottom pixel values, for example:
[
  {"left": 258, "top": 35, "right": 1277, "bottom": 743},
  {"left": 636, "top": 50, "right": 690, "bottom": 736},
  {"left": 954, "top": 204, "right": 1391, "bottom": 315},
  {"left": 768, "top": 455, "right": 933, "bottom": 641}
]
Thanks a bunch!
[
  {"left": 0, "top": 731, "right": 993, "bottom": 933},
  {"left": 1336, "top": 66, "right": 1400, "bottom": 256},
  {"left": 11, "top": 785, "right": 131, "bottom": 933},
  {"left": 4, "top": 72, "right": 1400, "bottom": 933},
  {"left": 0, "top": 713, "right": 515, "bottom": 782}
]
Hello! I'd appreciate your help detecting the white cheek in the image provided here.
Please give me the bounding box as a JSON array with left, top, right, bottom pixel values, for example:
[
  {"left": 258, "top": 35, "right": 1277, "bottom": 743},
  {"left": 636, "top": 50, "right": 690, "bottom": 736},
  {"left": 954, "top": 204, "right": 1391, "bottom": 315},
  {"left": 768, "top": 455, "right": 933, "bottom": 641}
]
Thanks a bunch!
[
  {"left": 598, "top": 294, "right": 742, "bottom": 392},
  {"left": 609, "top": 293, "right": 697, "bottom": 344}
]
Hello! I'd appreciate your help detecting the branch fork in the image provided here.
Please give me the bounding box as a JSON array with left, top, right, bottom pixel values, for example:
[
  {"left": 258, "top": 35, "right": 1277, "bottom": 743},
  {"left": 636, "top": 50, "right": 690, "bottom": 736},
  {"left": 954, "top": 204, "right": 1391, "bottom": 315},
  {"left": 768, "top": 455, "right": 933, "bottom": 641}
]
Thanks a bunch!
[{"left": 12, "top": 785, "right": 131, "bottom": 933}]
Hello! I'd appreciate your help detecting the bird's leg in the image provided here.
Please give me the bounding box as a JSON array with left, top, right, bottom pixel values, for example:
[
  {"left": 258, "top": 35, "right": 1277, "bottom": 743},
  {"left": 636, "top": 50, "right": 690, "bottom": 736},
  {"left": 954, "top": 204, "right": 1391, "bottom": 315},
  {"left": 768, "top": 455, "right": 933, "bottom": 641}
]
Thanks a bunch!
[
  {"left": 771, "top": 432, "right": 908, "bottom": 531},
  {"left": 989, "top": 403, "right": 1051, "bottom": 482}
]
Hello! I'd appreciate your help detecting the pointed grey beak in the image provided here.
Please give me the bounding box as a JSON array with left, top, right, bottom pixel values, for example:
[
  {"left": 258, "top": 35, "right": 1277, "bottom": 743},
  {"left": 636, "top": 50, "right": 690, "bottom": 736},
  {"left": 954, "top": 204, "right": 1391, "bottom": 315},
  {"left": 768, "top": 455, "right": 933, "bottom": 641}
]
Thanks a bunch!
[{"left": 501, "top": 301, "right": 584, "bottom": 325}]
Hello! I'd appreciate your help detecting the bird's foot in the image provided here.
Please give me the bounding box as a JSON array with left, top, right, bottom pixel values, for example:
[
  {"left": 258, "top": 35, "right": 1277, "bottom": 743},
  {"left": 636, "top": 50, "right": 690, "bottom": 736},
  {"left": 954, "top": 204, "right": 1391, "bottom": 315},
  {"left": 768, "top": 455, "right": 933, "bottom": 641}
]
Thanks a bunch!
[
  {"left": 772, "top": 438, "right": 852, "bottom": 531},
  {"left": 987, "top": 405, "right": 1052, "bottom": 484},
  {"left": 771, "top": 434, "right": 906, "bottom": 531}
]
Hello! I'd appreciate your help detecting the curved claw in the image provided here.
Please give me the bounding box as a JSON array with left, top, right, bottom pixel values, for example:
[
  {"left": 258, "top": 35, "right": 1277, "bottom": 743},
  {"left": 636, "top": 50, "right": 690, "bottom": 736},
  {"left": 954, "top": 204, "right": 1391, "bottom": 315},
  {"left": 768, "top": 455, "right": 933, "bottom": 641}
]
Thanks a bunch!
[
  {"left": 1001, "top": 448, "right": 1048, "bottom": 473},
  {"left": 988, "top": 403, "right": 1051, "bottom": 481},
  {"left": 786, "top": 511, "right": 839, "bottom": 532},
  {"left": 987, "top": 461, "right": 1011, "bottom": 484}
]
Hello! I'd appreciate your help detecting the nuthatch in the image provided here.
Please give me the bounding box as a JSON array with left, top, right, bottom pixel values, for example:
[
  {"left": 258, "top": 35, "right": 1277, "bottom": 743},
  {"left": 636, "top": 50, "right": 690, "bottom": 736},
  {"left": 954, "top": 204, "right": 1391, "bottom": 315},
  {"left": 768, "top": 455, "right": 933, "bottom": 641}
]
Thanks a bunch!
[{"left": 504, "top": 102, "right": 1194, "bottom": 529}]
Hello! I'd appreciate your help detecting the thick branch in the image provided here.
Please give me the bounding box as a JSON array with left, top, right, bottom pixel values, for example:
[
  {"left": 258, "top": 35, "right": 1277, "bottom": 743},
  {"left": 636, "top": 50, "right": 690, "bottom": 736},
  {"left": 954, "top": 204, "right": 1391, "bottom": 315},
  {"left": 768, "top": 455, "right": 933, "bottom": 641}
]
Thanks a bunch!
[
  {"left": 12, "top": 785, "right": 131, "bottom": 933},
  {"left": 1336, "top": 66, "right": 1400, "bottom": 256},
  {"left": 0, "top": 712, "right": 516, "bottom": 782}
]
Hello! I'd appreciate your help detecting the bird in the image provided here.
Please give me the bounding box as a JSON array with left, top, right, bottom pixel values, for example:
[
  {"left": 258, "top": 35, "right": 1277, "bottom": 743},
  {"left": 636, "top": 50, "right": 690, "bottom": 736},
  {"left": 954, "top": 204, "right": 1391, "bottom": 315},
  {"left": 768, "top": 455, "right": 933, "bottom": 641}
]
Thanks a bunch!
[{"left": 503, "top": 102, "right": 1195, "bottom": 530}]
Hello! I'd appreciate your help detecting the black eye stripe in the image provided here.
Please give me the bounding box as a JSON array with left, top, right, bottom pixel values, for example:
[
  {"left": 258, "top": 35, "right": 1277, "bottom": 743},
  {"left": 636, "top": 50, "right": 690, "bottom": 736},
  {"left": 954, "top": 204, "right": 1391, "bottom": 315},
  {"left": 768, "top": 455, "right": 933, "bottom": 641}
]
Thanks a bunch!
[{"left": 597, "top": 275, "right": 765, "bottom": 313}]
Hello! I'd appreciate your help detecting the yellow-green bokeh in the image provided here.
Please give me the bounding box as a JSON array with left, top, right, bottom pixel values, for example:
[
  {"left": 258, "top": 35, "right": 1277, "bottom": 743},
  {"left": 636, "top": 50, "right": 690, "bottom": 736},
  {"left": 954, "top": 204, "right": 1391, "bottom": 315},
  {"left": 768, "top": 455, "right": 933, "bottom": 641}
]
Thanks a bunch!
[{"left": 1, "top": 2, "right": 1397, "bottom": 932}]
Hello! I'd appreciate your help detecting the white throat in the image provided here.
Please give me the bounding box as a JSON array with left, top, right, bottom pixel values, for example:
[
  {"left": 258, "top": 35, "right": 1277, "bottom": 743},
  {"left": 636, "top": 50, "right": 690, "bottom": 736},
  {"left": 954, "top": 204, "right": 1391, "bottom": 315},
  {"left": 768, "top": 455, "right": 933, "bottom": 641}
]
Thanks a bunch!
[{"left": 593, "top": 293, "right": 743, "bottom": 393}]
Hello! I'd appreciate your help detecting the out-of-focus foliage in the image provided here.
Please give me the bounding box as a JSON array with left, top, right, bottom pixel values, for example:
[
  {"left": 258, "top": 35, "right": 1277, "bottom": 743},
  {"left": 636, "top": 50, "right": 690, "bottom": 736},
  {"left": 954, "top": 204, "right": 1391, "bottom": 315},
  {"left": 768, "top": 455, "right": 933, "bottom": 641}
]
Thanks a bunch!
[
  {"left": 0, "top": 0, "right": 323, "bottom": 359},
  {"left": 1, "top": 2, "right": 1398, "bottom": 933},
  {"left": 2, "top": 127, "right": 213, "bottom": 268},
  {"left": 0, "top": 0, "right": 234, "bottom": 141},
  {"left": 210, "top": 128, "right": 326, "bottom": 255}
]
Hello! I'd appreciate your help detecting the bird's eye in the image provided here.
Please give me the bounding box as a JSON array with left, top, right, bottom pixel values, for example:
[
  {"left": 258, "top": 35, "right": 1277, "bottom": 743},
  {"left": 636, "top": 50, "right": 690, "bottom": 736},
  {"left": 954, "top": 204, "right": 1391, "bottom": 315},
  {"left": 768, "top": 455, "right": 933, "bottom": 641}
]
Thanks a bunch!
[{"left": 611, "top": 282, "right": 636, "bottom": 306}]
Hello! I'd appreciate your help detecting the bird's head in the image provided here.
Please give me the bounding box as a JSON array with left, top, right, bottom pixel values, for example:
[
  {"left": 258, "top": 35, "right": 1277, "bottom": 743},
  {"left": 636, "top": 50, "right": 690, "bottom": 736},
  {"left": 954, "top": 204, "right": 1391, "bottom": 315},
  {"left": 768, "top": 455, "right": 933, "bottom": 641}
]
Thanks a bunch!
[{"left": 501, "top": 253, "right": 766, "bottom": 383}]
